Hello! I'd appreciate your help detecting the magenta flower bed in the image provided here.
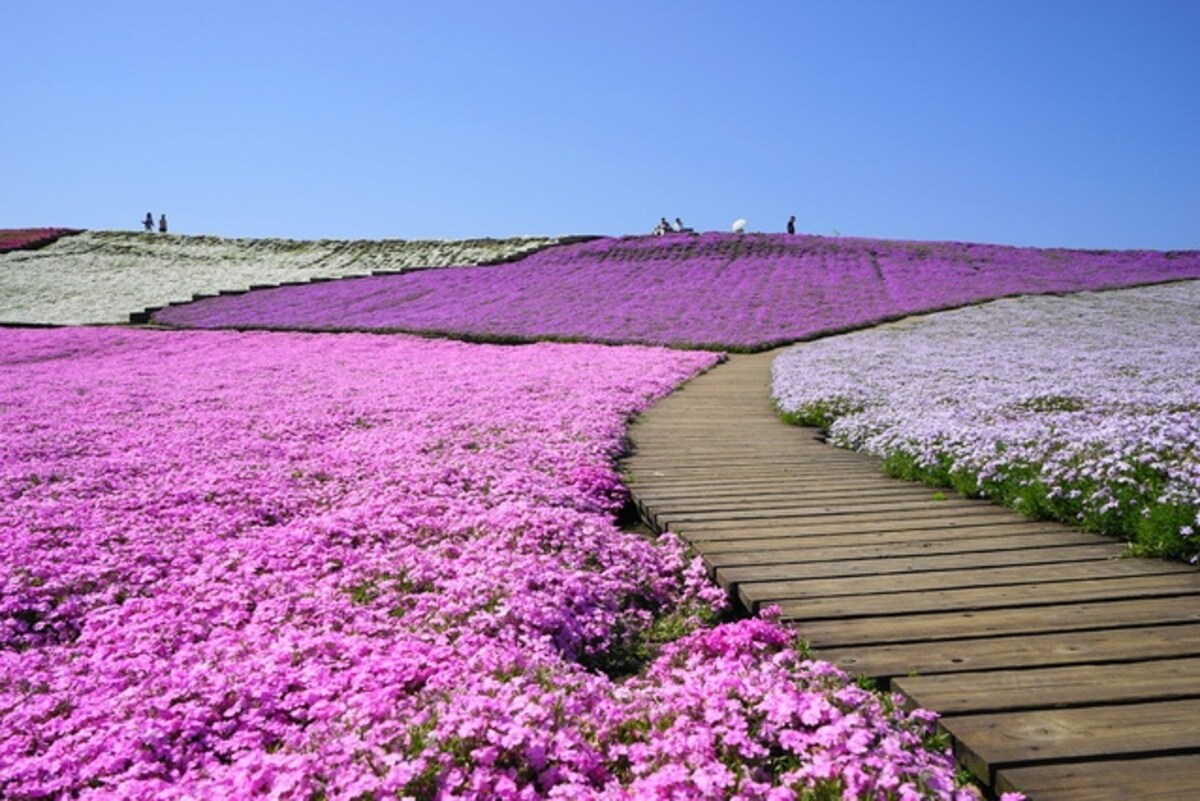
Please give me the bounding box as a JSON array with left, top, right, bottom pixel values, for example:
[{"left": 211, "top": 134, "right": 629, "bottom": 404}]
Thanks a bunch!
[
  {"left": 0, "top": 328, "right": 989, "bottom": 799},
  {"left": 152, "top": 233, "right": 1200, "bottom": 350},
  {"left": 0, "top": 228, "right": 81, "bottom": 253}
]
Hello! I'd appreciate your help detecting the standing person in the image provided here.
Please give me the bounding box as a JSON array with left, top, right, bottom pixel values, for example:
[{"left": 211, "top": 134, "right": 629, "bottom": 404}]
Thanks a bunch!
[
  {"left": 142, "top": 212, "right": 154, "bottom": 232},
  {"left": 158, "top": 214, "right": 168, "bottom": 234},
  {"left": 787, "top": 215, "right": 796, "bottom": 235}
]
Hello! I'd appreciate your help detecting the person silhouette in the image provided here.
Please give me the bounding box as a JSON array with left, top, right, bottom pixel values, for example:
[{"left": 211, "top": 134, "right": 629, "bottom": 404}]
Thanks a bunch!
[
  {"left": 158, "top": 214, "right": 168, "bottom": 234},
  {"left": 787, "top": 215, "right": 796, "bottom": 235},
  {"left": 142, "top": 212, "right": 154, "bottom": 232}
]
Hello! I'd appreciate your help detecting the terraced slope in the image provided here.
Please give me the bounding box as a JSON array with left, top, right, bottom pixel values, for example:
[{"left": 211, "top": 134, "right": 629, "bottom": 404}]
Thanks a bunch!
[{"left": 0, "top": 231, "right": 563, "bottom": 325}]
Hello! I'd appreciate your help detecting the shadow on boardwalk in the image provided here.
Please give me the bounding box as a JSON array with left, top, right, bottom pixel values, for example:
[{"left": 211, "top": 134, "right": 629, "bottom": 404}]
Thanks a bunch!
[{"left": 623, "top": 350, "right": 1200, "bottom": 801}]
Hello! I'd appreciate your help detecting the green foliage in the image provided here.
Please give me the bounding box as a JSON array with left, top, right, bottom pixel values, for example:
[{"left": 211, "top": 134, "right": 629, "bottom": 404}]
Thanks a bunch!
[
  {"left": 583, "top": 606, "right": 719, "bottom": 678},
  {"left": 881, "top": 447, "right": 1197, "bottom": 562},
  {"left": 347, "top": 580, "right": 380, "bottom": 606},
  {"left": 346, "top": 569, "right": 430, "bottom": 607},
  {"left": 853, "top": 674, "right": 877, "bottom": 692},
  {"left": 798, "top": 781, "right": 847, "bottom": 801},
  {"left": 777, "top": 397, "right": 863, "bottom": 430},
  {"left": 1019, "top": 394, "right": 1087, "bottom": 413},
  {"left": 1130, "top": 501, "right": 1197, "bottom": 561}
]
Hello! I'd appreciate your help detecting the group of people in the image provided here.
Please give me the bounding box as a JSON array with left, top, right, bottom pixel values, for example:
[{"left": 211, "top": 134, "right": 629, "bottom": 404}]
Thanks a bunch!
[
  {"left": 654, "top": 216, "right": 799, "bottom": 235},
  {"left": 653, "top": 217, "right": 695, "bottom": 235},
  {"left": 142, "top": 212, "right": 168, "bottom": 233}
]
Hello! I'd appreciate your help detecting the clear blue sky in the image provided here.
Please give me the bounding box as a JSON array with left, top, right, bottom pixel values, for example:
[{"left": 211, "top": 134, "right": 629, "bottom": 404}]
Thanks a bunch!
[{"left": 4, "top": 1, "right": 1198, "bottom": 248}]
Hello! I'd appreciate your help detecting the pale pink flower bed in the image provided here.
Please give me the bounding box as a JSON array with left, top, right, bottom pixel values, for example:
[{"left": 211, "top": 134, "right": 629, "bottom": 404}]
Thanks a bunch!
[{"left": 0, "top": 328, "right": 991, "bottom": 799}]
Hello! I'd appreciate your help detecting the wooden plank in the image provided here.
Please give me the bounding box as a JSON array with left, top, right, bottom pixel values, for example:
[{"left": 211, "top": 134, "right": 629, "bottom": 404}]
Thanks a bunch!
[
  {"left": 701, "top": 530, "right": 1113, "bottom": 568},
  {"left": 632, "top": 472, "right": 875, "bottom": 485},
  {"left": 634, "top": 488, "right": 932, "bottom": 510},
  {"left": 690, "top": 521, "right": 1073, "bottom": 554},
  {"left": 812, "top": 623, "right": 1200, "bottom": 681},
  {"left": 679, "top": 508, "right": 1031, "bottom": 538},
  {"left": 630, "top": 441, "right": 831, "bottom": 448},
  {"left": 742, "top": 559, "right": 1189, "bottom": 605},
  {"left": 625, "top": 455, "right": 864, "bottom": 468},
  {"left": 629, "top": 478, "right": 899, "bottom": 494},
  {"left": 627, "top": 452, "right": 853, "bottom": 463},
  {"left": 945, "top": 699, "right": 1200, "bottom": 787},
  {"left": 714, "top": 543, "right": 1122, "bottom": 587},
  {"left": 996, "top": 755, "right": 1200, "bottom": 801},
  {"left": 635, "top": 484, "right": 926, "bottom": 506},
  {"left": 894, "top": 657, "right": 1200, "bottom": 714},
  {"left": 657, "top": 497, "right": 994, "bottom": 525},
  {"left": 651, "top": 494, "right": 978, "bottom": 519},
  {"left": 627, "top": 456, "right": 866, "bottom": 467},
  {"left": 772, "top": 573, "right": 1200, "bottom": 620},
  {"left": 629, "top": 471, "right": 870, "bottom": 484},
  {"left": 631, "top": 469, "right": 868, "bottom": 482},
  {"left": 626, "top": 438, "right": 852, "bottom": 448},
  {"left": 796, "top": 596, "right": 1200, "bottom": 647},
  {"left": 627, "top": 458, "right": 866, "bottom": 468}
]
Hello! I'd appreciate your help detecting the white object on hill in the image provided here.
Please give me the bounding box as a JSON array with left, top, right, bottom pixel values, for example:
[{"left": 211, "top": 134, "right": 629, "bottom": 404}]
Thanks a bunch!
[{"left": 732, "top": 219, "right": 747, "bottom": 233}]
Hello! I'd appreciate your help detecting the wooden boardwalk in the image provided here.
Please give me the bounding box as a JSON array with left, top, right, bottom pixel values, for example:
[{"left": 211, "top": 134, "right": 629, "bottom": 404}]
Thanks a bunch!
[{"left": 623, "top": 350, "right": 1200, "bottom": 800}]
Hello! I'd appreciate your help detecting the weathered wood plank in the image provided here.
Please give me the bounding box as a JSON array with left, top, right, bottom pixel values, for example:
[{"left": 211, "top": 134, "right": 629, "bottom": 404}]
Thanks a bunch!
[
  {"left": 765, "top": 573, "right": 1200, "bottom": 618},
  {"left": 690, "top": 521, "right": 1072, "bottom": 554},
  {"left": 944, "top": 699, "right": 1200, "bottom": 787},
  {"left": 701, "top": 530, "right": 1113, "bottom": 568},
  {"left": 636, "top": 485, "right": 930, "bottom": 508},
  {"left": 680, "top": 514, "right": 1026, "bottom": 543},
  {"left": 996, "top": 754, "right": 1200, "bottom": 801},
  {"left": 678, "top": 508, "right": 1031, "bottom": 538},
  {"left": 629, "top": 479, "right": 899, "bottom": 496},
  {"left": 655, "top": 497, "right": 988, "bottom": 523},
  {"left": 894, "top": 657, "right": 1200, "bottom": 714},
  {"left": 795, "top": 596, "right": 1200, "bottom": 647},
  {"left": 657, "top": 497, "right": 994, "bottom": 526},
  {"left": 714, "top": 543, "right": 1122, "bottom": 587},
  {"left": 812, "top": 623, "right": 1200, "bottom": 681},
  {"left": 741, "top": 558, "right": 1190, "bottom": 605},
  {"left": 624, "top": 454, "right": 863, "bottom": 466},
  {"left": 628, "top": 469, "right": 864, "bottom": 480},
  {"left": 628, "top": 460, "right": 869, "bottom": 470}
]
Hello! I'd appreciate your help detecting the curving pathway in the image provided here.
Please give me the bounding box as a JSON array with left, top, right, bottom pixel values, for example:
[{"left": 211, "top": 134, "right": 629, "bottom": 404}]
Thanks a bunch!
[{"left": 622, "top": 350, "right": 1200, "bottom": 801}]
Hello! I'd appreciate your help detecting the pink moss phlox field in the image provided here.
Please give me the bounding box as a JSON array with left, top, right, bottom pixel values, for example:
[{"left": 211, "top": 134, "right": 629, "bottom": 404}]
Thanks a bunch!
[
  {"left": 0, "top": 228, "right": 81, "bottom": 253},
  {"left": 772, "top": 281, "right": 1200, "bottom": 563},
  {"left": 151, "top": 232, "right": 1200, "bottom": 350},
  {"left": 0, "top": 329, "right": 988, "bottom": 799}
]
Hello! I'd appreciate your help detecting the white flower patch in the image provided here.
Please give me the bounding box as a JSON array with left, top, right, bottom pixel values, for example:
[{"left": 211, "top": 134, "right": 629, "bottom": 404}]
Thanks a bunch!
[
  {"left": 773, "top": 281, "right": 1200, "bottom": 552},
  {"left": 0, "top": 231, "right": 558, "bottom": 325}
]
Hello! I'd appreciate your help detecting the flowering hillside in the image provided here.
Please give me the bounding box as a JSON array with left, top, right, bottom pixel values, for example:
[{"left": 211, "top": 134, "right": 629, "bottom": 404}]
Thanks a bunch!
[
  {"left": 0, "top": 231, "right": 560, "bottom": 325},
  {"left": 0, "top": 328, "right": 989, "bottom": 799},
  {"left": 773, "top": 280, "right": 1200, "bottom": 563},
  {"left": 0, "top": 227, "right": 81, "bottom": 253},
  {"left": 152, "top": 232, "right": 1200, "bottom": 350}
]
